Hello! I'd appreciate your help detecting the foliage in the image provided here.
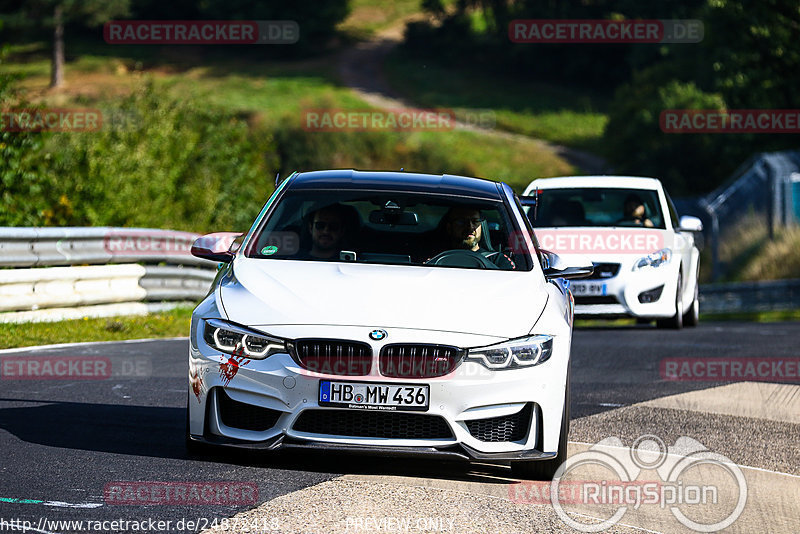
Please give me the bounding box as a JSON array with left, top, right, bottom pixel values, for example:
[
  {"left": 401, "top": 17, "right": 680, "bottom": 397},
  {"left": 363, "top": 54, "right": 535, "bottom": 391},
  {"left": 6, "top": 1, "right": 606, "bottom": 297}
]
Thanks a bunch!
[
  {"left": 0, "top": 46, "right": 49, "bottom": 225},
  {"left": 602, "top": 73, "right": 734, "bottom": 194},
  {"left": 0, "top": 82, "right": 277, "bottom": 233}
]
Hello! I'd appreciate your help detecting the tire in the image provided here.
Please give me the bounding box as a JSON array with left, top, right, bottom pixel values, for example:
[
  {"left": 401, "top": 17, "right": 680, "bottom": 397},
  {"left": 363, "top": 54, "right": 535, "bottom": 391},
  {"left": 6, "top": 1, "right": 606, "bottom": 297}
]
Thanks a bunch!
[
  {"left": 657, "top": 273, "right": 683, "bottom": 330},
  {"left": 511, "top": 386, "right": 570, "bottom": 480},
  {"left": 682, "top": 278, "right": 699, "bottom": 327}
]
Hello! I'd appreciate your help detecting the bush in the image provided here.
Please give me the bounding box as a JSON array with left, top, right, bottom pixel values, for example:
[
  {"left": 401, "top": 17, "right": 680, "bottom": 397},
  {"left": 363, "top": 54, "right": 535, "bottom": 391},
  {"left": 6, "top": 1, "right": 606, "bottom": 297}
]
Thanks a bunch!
[
  {"left": 1, "top": 81, "right": 277, "bottom": 233},
  {"left": 0, "top": 51, "right": 49, "bottom": 226},
  {"left": 602, "top": 72, "right": 739, "bottom": 194}
]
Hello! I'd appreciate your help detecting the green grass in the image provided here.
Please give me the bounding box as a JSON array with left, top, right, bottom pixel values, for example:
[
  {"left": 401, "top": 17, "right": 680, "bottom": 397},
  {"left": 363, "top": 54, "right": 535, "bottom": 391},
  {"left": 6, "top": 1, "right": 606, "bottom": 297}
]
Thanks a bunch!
[
  {"left": 2, "top": 38, "right": 574, "bottom": 187},
  {"left": 339, "top": 0, "right": 458, "bottom": 37},
  {"left": 0, "top": 307, "right": 193, "bottom": 349},
  {"left": 575, "top": 309, "right": 800, "bottom": 328},
  {"left": 384, "top": 50, "right": 609, "bottom": 150},
  {"left": 405, "top": 129, "right": 573, "bottom": 190},
  {"left": 700, "top": 309, "right": 800, "bottom": 323}
]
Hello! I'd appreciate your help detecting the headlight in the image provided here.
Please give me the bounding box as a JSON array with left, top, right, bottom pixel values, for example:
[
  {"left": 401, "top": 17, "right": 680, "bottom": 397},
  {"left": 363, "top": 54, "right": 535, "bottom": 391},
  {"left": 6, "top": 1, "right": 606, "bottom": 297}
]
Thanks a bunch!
[
  {"left": 466, "top": 335, "right": 553, "bottom": 370},
  {"left": 633, "top": 248, "right": 672, "bottom": 271},
  {"left": 202, "top": 319, "right": 286, "bottom": 359}
]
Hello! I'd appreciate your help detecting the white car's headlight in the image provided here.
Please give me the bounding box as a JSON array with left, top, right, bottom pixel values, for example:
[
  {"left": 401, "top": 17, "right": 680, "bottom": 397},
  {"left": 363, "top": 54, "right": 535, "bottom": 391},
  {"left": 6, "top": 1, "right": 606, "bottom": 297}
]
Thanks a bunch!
[
  {"left": 466, "top": 335, "right": 553, "bottom": 370},
  {"left": 633, "top": 248, "right": 672, "bottom": 271},
  {"left": 202, "top": 319, "right": 286, "bottom": 359}
]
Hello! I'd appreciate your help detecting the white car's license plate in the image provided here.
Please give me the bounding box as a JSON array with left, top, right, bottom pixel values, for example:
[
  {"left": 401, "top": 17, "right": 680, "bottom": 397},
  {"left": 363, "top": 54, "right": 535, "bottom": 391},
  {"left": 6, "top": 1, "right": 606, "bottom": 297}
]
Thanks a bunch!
[
  {"left": 319, "top": 381, "right": 429, "bottom": 412},
  {"left": 570, "top": 281, "right": 606, "bottom": 296}
]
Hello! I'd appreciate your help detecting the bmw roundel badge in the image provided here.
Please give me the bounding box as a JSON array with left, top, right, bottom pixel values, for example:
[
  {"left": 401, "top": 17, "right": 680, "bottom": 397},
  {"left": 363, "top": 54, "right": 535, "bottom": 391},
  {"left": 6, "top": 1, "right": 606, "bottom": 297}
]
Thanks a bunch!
[{"left": 369, "top": 329, "right": 387, "bottom": 341}]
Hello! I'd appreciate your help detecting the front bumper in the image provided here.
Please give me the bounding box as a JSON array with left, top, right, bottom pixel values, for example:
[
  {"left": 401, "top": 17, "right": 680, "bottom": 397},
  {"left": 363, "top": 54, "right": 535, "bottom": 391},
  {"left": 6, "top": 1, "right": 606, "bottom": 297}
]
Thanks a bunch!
[
  {"left": 188, "top": 300, "right": 571, "bottom": 462},
  {"left": 187, "top": 431, "right": 558, "bottom": 463},
  {"left": 572, "top": 261, "right": 678, "bottom": 319}
]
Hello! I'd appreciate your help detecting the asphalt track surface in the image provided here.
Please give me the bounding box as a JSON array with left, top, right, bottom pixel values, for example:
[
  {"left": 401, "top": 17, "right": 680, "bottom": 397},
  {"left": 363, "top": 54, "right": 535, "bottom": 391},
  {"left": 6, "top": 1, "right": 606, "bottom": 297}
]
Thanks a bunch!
[{"left": 0, "top": 322, "right": 798, "bottom": 533}]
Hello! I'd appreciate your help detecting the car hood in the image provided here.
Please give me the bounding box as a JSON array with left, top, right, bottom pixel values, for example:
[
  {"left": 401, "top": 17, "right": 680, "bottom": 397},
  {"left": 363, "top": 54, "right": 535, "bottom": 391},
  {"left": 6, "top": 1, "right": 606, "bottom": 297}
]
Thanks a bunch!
[{"left": 218, "top": 258, "right": 545, "bottom": 339}]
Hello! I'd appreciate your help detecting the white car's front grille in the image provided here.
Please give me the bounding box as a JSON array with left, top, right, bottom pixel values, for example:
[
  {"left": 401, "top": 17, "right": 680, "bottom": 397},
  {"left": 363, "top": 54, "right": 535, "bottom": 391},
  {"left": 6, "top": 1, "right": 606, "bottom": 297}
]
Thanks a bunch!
[
  {"left": 293, "top": 339, "right": 372, "bottom": 376},
  {"left": 379, "top": 344, "right": 463, "bottom": 378}
]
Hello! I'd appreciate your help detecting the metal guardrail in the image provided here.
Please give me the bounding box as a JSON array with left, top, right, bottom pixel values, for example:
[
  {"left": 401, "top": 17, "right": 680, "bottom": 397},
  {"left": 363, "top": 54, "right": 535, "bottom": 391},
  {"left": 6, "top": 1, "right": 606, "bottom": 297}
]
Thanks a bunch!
[
  {"left": 0, "top": 227, "right": 218, "bottom": 322},
  {"left": 1, "top": 227, "right": 797, "bottom": 321},
  {"left": 699, "top": 279, "right": 800, "bottom": 314},
  {"left": 0, "top": 227, "right": 215, "bottom": 268}
]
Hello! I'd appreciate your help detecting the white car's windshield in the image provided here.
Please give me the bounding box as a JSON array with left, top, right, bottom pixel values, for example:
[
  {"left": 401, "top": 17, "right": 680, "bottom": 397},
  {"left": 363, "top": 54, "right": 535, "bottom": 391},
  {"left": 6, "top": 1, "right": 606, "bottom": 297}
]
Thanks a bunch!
[
  {"left": 531, "top": 188, "right": 665, "bottom": 229},
  {"left": 246, "top": 190, "right": 531, "bottom": 271}
]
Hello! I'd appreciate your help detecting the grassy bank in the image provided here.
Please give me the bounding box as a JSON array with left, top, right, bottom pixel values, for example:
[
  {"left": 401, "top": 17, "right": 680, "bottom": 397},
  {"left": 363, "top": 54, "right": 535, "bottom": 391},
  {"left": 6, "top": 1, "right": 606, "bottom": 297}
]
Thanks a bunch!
[
  {"left": 384, "top": 50, "right": 608, "bottom": 152},
  {"left": 0, "top": 306, "right": 194, "bottom": 350}
]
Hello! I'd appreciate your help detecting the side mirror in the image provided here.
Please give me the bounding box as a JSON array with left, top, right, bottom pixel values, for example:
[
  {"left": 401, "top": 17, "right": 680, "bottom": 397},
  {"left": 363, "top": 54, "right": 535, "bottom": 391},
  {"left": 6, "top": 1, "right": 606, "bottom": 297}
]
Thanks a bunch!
[
  {"left": 678, "top": 215, "right": 703, "bottom": 232},
  {"left": 541, "top": 250, "right": 594, "bottom": 280},
  {"left": 519, "top": 193, "right": 539, "bottom": 221},
  {"left": 191, "top": 232, "right": 243, "bottom": 263}
]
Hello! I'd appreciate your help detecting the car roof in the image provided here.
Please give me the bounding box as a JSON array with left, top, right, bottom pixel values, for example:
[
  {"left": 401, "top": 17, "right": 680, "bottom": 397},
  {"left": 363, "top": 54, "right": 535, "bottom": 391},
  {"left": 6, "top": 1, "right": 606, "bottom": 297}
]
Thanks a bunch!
[
  {"left": 524, "top": 175, "right": 662, "bottom": 194},
  {"left": 288, "top": 169, "right": 504, "bottom": 200}
]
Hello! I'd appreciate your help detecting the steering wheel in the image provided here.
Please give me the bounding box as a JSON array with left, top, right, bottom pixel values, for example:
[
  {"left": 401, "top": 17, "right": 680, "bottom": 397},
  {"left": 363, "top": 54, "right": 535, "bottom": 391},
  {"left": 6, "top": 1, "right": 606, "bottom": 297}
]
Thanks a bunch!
[
  {"left": 615, "top": 217, "right": 643, "bottom": 227},
  {"left": 424, "top": 249, "right": 499, "bottom": 269}
]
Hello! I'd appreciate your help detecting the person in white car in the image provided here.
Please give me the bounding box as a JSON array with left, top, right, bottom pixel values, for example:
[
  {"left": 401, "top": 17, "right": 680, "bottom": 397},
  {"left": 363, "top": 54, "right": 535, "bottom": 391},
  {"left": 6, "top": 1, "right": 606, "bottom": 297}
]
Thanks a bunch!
[{"left": 619, "top": 193, "right": 654, "bottom": 228}]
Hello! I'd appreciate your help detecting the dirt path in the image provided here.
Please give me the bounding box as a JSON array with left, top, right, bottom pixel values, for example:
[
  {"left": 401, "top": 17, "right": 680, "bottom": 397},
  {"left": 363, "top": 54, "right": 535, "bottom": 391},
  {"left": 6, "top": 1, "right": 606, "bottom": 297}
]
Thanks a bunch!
[{"left": 336, "top": 24, "right": 611, "bottom": 176}]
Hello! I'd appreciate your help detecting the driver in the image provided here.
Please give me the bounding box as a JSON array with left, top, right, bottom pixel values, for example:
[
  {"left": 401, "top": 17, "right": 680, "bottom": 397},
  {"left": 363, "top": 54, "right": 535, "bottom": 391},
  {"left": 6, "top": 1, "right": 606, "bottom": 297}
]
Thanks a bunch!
[
  {"left": 294, "top": 203, "right": 356, "bottom": 260},
  {"left": 432, "top": 206, "right": 515, "bottom": 269},
  {"left": 620, "top": 194, "right": 654, "bottom": 227}
]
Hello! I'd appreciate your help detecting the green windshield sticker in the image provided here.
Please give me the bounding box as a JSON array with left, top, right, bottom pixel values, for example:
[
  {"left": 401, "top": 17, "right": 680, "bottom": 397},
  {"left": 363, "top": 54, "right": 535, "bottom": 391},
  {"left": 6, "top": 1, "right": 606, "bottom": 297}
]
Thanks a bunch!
[{"left": 261, "top": 245, "right": 278, "bottom": 255}]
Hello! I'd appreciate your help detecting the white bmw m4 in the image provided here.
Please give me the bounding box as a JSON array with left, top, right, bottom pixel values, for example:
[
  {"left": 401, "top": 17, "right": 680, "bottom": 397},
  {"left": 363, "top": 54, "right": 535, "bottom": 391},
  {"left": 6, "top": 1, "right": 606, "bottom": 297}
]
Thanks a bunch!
[{"left": 187, "top": 170, "right": 592, "bottom": 479}]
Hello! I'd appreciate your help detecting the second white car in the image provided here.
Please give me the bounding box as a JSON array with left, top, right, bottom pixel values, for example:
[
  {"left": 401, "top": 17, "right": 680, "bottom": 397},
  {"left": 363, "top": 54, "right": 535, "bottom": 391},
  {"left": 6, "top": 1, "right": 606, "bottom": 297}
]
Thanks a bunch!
[{"left": 523, "top": 176, "right": 703, "bottom": 328}]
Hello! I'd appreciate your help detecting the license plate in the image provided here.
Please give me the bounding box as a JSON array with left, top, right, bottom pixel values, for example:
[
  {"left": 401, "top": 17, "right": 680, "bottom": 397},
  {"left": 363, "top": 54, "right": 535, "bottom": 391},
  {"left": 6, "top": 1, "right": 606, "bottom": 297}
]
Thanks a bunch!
[
  {"left": 570, "top": 282, "right": 606, "bottom": 296},
  {"left": 319, "top": 381, "right": 429, "bottom": 412}
]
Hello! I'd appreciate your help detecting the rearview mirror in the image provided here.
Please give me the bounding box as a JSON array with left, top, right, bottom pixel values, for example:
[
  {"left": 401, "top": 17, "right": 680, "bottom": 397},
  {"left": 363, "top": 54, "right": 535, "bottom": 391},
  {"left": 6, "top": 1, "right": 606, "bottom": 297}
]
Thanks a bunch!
[
  {"left": 679, "top": 215, "right": 703, "bottom": 232},
  {"left": 541, "top": 250, "right": 594, "bottom": 280},
  {"left": 191, "top": 232, "right": 243, "bottom": 263},
  {"left": 368, "top": 210, "right": 419, "bottom": 225}
]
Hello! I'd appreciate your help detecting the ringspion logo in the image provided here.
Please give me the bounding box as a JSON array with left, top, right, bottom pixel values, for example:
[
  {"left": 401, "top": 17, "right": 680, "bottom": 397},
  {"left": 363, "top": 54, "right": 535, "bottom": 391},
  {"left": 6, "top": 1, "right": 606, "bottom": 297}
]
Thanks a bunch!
[{"left": 512, "top": 435, "right": 747, "bottom": 532}]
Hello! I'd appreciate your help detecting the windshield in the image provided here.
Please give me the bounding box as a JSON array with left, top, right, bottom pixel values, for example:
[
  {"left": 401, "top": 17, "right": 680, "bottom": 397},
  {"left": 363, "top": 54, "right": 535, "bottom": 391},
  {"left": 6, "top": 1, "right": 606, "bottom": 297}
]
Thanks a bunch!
[
  {"left": 245, "top": 190, "right": 531, "bottom": 271},
  {"left": 530, "top": 187, "right": 665, "bottom": 229}
]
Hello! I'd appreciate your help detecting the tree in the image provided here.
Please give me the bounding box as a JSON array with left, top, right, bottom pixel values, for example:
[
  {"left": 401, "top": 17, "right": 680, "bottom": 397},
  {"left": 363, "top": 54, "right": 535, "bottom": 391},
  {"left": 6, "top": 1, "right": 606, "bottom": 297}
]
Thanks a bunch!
[{"left": 0, "top": 0, "right": 129, "bottom": 88}]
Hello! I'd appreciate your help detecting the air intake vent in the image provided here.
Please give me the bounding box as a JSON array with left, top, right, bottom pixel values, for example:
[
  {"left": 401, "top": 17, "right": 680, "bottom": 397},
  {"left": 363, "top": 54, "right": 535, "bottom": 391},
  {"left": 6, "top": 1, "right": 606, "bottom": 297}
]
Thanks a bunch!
[
  {"left": 293, "top": 339, "right": 372, "bottom": 376},
  {"left": 465, "top": 404, "right": 532, "bottom": 442},
  {"left": 293, "top": 409, "right": 453, "bottom": 439},
  {"left": 380, "top": 344, "right": 462, "bottom": 378},
  {"left": 217, "top": 389, "right": 282, "bottom": 432}
]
